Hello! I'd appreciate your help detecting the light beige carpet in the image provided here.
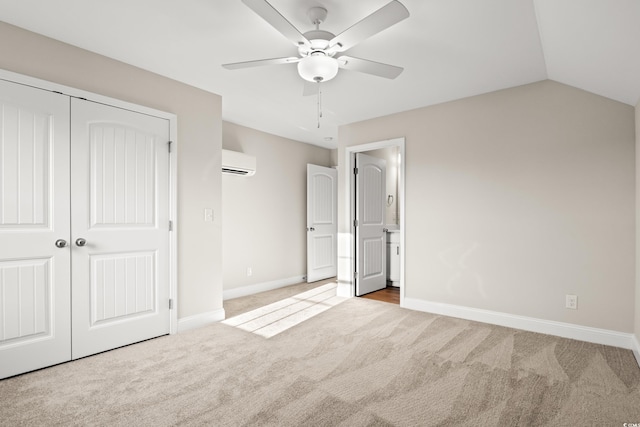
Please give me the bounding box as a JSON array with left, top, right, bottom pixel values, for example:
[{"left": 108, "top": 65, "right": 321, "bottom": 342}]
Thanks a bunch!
[
  {"left": 224, "top": 278, "right": 338, "bottom": 318},
  {"left": 1, "top": 286, "right": 639, "bottom": 426},
  {"left": 222, "top": 282, "right": 346, "bottom": 338}
]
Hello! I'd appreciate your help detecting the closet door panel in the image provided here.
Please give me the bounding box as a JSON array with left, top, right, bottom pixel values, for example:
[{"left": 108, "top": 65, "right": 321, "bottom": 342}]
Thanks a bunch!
[
  {"left": 0, "top": 80, "right": 71, "bottom": 379},
  {"left": 70, "top": 98, "right": 170, "bottom": 360}
]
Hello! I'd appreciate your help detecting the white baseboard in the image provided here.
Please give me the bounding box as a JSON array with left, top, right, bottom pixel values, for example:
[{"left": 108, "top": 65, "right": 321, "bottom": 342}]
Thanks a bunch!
[
  {"left": 177, "top": 308, "right": 226, "bottom": 333},
  {"left": 632, "top": 334, "right": 640, "bottom": 369},
  {"left": 223, "top": 275, "right": 306, "bottom": 301},
  {"left": 402, "top": 297, "right": 635, "bottom": 350}
]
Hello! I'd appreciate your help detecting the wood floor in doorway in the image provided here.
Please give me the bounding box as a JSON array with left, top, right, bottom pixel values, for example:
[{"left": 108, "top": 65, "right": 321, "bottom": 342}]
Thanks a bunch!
[{"left": 360, "top": 286, "right": 399, "bottom": 304}]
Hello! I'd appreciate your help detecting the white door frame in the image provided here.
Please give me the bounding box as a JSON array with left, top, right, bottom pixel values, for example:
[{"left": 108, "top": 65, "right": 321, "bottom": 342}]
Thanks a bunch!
[
  {"left": 0, "top": 68, "right": 179, "bottom": 335},
  {"left": 345, "top": 138, "right": 405, "bottom": 304}
]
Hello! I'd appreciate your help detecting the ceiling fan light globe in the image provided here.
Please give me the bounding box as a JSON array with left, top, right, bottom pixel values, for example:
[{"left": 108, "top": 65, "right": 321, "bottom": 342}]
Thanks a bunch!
[{"left": 297, "top": 55, "right": 339, "bottom": 83}]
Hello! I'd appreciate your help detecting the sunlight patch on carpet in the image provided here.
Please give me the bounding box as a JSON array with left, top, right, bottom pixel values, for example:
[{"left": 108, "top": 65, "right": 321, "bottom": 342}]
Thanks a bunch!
[{"left": 222, "top": 282, "right": 346, "bottom": 338}]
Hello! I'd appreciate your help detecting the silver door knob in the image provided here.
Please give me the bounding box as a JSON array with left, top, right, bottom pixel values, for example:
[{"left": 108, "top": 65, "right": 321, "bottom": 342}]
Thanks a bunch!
[
  {"left": 75, "top": 238, "right": 87, "bottom": 247},
  {"left": 55, "top": 239, "right": 67, "bottom": 248}
]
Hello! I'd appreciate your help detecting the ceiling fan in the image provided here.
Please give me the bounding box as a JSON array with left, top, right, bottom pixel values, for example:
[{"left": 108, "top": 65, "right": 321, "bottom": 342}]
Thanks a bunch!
[{"left": 222, "top": 0, "right": 410, "bottom": 85}]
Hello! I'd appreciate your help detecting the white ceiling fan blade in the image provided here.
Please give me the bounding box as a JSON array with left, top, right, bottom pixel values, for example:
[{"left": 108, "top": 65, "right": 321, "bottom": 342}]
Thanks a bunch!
[
  {"left": 222, "top": 57, "right": 300, "bottom": 70},
  {"left": 329, "top": 1, "right": 409, "bottom": 53},
  {"left": 242, "top": 0, "right": 310, "bottom": 48},
  {"left": 337, "top": 56, "right": 404, "bottom": 79}
]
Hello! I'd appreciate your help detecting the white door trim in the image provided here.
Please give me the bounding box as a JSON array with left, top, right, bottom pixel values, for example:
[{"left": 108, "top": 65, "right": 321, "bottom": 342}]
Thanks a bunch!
[
  {"left": 0, "top": 68, "right": 179, "bottom": 335},
  {"left": 343, "top": 138, "right": 405, "bottom": 305}
]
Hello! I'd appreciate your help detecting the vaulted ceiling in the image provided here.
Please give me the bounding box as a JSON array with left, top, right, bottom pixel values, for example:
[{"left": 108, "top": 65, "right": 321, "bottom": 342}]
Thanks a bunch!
[{"left": 1, "top": 0, "right": 639, "bottom": 148}]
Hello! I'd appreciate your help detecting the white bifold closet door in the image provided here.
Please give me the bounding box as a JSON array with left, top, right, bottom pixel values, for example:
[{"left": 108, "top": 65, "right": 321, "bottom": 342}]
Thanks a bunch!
[
  {"left": 0, "top": 80, "right": 72, "bottom": 379},
  {"left": 70, "top": 98, "right": 170, "bottom": 359},
  {"left": 0, "top": 80, "right": 170, "bottom": 378}
]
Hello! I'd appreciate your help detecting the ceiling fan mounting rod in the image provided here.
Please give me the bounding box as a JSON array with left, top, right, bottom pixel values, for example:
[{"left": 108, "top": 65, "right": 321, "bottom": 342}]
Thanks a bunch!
[{"left": 307, "top": 6, "right": 327, "bottom": 28}]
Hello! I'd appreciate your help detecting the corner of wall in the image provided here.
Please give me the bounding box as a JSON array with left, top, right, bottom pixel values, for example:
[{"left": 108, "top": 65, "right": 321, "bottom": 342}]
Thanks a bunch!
[
  {"left": 177, "top": 308, "right": 226, "bottom": 333},
  {"left": 221, "top": 122, "right": 332, "bottom": 292},
  {"left": 635, "top": 98, "right": 640, "bottom": 363},
  {"left": 633, "top": 335, "right": 640, "bottom": 369}
]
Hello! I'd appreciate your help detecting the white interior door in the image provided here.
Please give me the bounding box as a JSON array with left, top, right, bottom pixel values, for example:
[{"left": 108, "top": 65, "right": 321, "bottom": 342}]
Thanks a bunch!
[
  {"left": 70, "top": 98, "right": 170, "bottom": 359},
  {"left": 0, "top": 80, "right": 71, "bottom": 379},
  {"left": 307, "top": 164, "right": 337, "bottom": 283},
  {"left": 355, "top": 153, "right": 386, "bottom": 296}
]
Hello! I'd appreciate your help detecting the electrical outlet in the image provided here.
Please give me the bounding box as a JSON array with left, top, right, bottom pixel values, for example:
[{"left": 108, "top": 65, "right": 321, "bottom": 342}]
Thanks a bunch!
[
  {"left": 566, "top": 294, "right": 577, "bottom": 310},
  {"left": 247, "top": 267, "right": 252, "bottom": 277},
  {"left": 203, "top": 208, "right": 213, "bottom": 222}
]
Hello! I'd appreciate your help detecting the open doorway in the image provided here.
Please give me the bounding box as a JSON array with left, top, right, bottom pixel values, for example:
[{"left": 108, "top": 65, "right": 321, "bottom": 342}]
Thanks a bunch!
[{"left": 346, "top": 138, "right": 405, "bottom": 305}]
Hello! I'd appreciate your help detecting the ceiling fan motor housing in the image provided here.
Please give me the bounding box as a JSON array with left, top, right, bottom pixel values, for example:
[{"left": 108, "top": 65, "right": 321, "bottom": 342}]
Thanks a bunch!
[
  {"left": 298, "top": 8, "right": 338, "bottom": 84},
  {"left": 299, "top": 31, "right": 334, "bottom": 56}
]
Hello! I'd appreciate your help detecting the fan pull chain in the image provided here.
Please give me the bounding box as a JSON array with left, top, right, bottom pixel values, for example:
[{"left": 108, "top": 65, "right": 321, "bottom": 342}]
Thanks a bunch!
[{"left": 317, "top": 82, "right": 323, "bottom": 128}]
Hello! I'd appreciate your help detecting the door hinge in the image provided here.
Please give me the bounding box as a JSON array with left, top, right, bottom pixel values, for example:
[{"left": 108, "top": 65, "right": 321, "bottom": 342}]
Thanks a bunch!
[
  {"left": 353, "top": 167, "right": 358, "bottom": 175},
  {"left": 168, "top": 141, "right": 173, "bottom": 153},
  {"left": 169, "top": 220, "right": 173, "bottom": 231},
  {"left": 354, "top": 271, "right": 358, "bottom": 280},
  {"left": 169, "top": 299, "right": 173, "bottom": 310},
  {"left": 353, "top": 219, "right": 358, "bottom": 227}
]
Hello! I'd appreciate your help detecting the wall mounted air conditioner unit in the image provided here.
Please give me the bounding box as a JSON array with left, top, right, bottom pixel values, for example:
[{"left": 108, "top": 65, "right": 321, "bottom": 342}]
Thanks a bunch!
[{"left": 222, "top": 149, "right": 256, "bottom": 176}]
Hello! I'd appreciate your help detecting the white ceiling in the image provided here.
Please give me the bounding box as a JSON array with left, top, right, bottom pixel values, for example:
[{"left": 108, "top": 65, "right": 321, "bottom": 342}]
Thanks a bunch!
[{"left": 1, "top": 0, "right": 639, "bottom": 149}]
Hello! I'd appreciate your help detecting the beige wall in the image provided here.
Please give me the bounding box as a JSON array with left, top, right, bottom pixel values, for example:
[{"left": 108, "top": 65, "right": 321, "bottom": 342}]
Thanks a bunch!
[
  {"left": 636, "top": 99, "right": 640, "bottom": 343},
  {"left": 0, "top": 22, "right": 223, "bottom": 319},
  {"left": 339, "top": 80, "right": 635, "bottom": 332},
  {"left": 222, "top": 122, "right": 332, "bottom": 291}
]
